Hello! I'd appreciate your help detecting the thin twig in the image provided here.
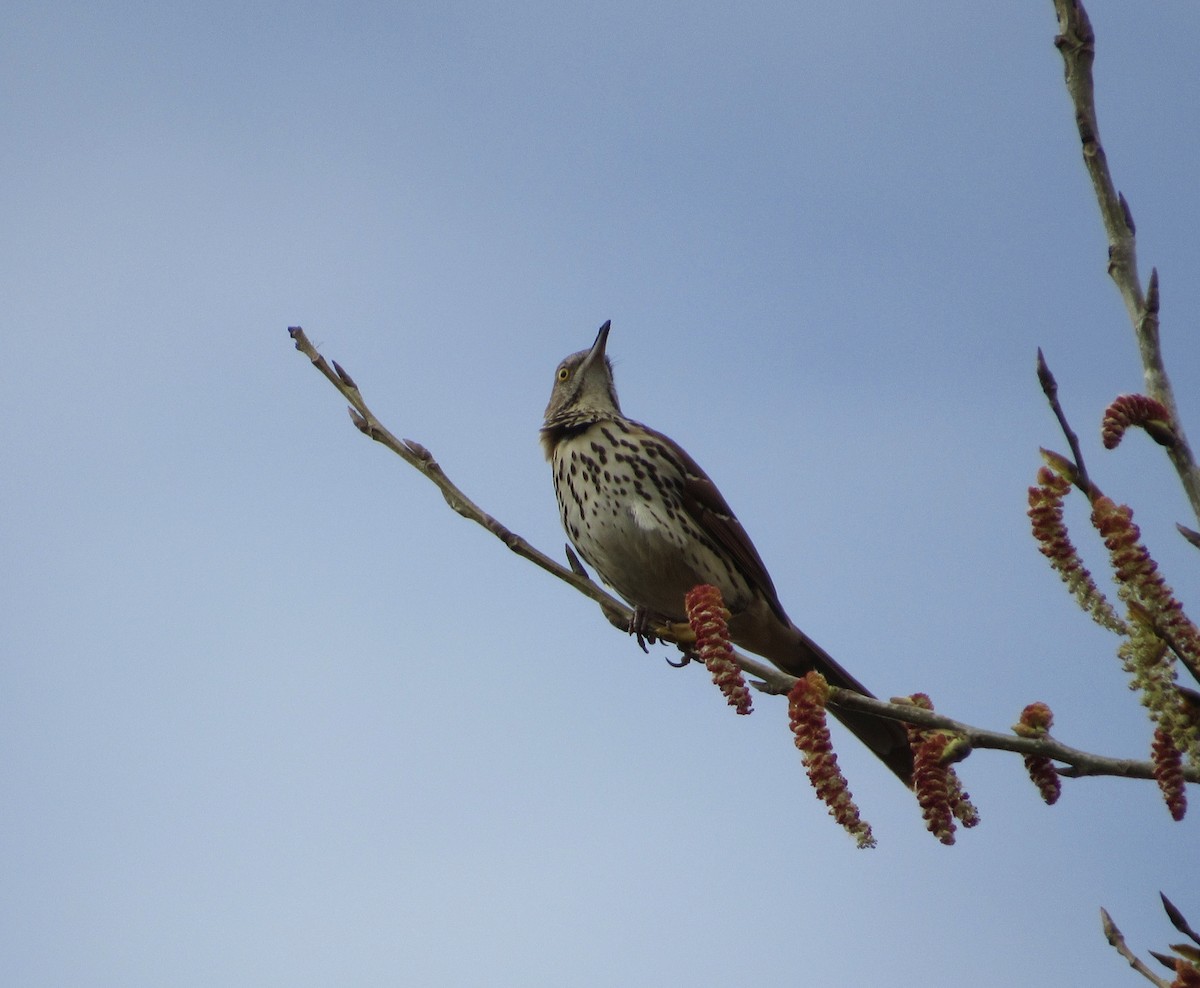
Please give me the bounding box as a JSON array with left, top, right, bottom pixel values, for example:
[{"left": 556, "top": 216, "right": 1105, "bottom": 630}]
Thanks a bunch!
[
  {"left": 1052, "top": 0, "right": 1200, "bottom": 521},
  {"left": 1036, "top": 348, "right": 1096, "bottom": 497},
  {"left": 1101, "top": 908, "right": 1173, "bottom": 988},
  {"left": 289, "top": 325, "right": 1198, "bottom": 787},
  {"left": 289, "top": 326, "right": 635, "bottom": 622}
]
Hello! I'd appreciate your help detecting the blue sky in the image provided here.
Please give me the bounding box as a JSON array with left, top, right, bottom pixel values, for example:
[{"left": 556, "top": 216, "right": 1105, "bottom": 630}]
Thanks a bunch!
[{"left": 3, "top": 2, "right": 1198, "bottom": 985}]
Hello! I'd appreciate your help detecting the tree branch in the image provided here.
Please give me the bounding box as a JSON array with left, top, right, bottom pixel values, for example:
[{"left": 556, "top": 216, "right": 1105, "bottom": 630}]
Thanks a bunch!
[
  {"left": 825, "top": 688, "right": 1197, "bottom": 783},
  {"left": 1052, "top": 0, "right": 1200, "bottom": 523},
  {"left": 287, "top": 326, "right": 634, "bottom": 622},
  {"left": 288, "top": 325, "right": 1198, "bottom": 788}
]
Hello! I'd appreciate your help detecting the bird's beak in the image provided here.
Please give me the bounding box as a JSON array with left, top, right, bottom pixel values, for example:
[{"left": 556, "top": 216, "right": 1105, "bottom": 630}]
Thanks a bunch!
[{"left": 581, "top": 320, "right": 610, "bottom": 373}]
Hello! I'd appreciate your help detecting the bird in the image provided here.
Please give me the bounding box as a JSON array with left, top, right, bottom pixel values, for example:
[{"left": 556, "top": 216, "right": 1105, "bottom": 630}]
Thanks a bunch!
[{"left": 541, "top": 320, "right": 914, "bottom": 785}]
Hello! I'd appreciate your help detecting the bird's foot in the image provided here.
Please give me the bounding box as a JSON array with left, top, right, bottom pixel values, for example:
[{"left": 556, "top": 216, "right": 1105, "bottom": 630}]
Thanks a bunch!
[{"left": 628, "top": 606, "right": 658, "bottom": 652}]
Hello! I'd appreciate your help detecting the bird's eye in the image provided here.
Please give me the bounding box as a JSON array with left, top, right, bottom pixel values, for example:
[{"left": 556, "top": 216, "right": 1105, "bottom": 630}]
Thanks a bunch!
[{"left": 557, "top": 367, "right": 570, "bottom": 382}]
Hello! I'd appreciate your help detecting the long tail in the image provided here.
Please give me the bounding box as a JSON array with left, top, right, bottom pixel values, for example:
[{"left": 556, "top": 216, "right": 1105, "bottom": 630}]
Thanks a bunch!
[
  {"left": 790, "top": 625, "right": 915, "bottom": 786},
  {"left": 732, "top": 606, "right": 914, "bottom": 785}
]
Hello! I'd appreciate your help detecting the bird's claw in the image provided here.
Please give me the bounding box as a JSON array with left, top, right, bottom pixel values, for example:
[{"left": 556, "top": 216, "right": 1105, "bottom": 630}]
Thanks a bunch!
[
  {"left": 666, "top": 649, "right": 693, "bottom": 668},
  {"left": 629, "top": 606, "right": 658, "bottom": 652}
]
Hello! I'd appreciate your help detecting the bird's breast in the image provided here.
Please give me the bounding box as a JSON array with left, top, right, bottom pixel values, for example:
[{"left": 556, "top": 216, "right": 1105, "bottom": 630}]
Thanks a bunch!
[{"left": 550, "top": 425, "right": 751, "bottom": 619}]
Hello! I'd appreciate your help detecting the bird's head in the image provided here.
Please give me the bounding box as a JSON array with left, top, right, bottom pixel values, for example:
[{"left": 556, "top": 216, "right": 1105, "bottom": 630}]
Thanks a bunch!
[{"left": 541, "top": 320, "right": 621, "bottom": 430}]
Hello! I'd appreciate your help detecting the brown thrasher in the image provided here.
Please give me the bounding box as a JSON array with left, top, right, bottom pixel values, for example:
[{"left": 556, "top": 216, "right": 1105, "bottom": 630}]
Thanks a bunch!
[{"left": 541, "top": 321, "right": 913, "bottom": 785}]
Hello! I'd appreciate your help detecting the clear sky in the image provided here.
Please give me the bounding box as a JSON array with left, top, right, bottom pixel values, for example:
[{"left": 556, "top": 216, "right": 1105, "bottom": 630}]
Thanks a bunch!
[{"left": 3, "top": 2, "right": 1198, "bottom": 985}]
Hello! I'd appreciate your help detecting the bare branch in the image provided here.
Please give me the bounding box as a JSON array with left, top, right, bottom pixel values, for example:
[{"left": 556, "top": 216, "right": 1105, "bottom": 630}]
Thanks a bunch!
[
  {"left": 1052, "top": 0, "right": 1200, "bottom": 521},
  {"left": 288, "top": 327, "right": 643, "bottom": 623}
]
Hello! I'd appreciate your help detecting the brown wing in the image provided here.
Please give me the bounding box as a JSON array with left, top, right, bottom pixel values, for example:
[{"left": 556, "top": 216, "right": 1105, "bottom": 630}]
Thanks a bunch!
[{"left": 638, "top": 422, "right": 791, "bottom": 625}]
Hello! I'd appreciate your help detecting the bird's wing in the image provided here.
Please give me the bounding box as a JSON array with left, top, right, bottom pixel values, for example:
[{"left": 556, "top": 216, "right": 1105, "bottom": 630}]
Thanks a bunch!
[{"left": 640, "top": 422, "right": 791, "bottom": 625}]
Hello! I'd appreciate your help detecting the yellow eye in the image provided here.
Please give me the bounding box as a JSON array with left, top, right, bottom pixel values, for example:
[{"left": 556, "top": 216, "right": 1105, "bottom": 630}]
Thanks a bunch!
[{"left": 557, "top": 367, "right": 570, "bottom": 382}]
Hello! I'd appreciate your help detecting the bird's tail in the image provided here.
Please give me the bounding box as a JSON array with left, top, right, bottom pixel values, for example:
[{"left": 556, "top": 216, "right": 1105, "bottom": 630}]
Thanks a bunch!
[
  {"left": 792, "top": 626, "right": 915, "bottom": 787},
  {"left": 731, "top": 607, "right": 914, "bottom": 785}
]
